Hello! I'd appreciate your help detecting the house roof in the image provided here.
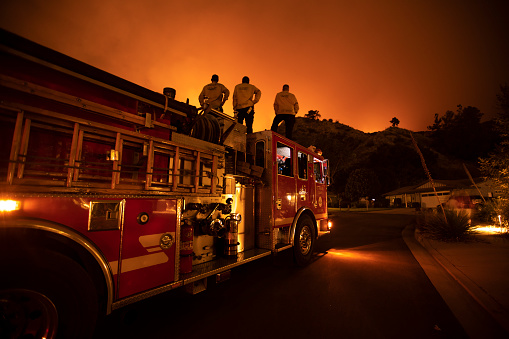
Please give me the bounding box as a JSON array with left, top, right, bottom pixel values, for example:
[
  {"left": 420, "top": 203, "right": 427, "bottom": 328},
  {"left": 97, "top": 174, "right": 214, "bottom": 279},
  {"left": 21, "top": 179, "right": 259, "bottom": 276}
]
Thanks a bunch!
[{"left": 383, "top": 178, "right": 483, "bottom": 196}]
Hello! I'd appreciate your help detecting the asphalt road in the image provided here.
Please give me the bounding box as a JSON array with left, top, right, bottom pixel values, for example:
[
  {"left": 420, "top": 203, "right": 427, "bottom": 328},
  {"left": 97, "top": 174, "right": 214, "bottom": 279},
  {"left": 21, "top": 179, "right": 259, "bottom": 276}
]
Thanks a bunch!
[{"left": 94, "top": 211, "right": 468, "bottom": 339}]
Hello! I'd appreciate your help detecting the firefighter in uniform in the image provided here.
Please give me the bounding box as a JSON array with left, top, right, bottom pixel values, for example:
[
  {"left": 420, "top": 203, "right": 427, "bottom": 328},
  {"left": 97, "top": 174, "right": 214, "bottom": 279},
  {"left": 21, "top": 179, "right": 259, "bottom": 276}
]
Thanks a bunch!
[
  {"left": 199, "top": 74, "right": 230, "bottom": 113},
  {"left": 233, "top": 76, "right": 261, "bottom": 134},
  {"left": 271, "top": 84, "right": 299, "bottom": 139}
]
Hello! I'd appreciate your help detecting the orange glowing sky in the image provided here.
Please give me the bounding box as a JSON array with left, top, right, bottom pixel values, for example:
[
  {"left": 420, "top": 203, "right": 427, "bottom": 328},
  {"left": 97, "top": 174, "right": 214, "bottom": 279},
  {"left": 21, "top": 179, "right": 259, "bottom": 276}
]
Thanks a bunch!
[{"left": 1, "top": 0, "right": 508, "bottom": 133}]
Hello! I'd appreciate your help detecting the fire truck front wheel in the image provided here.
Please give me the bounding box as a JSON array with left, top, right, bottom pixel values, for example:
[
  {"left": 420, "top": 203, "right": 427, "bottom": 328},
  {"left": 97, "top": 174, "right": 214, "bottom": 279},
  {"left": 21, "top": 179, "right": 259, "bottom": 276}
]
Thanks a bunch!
[
  {"left": 0, "top": 249, "right": 99, "bottom": 339},
  {"left": 293, "top": 215, "right": 315, "bottom": 266}
]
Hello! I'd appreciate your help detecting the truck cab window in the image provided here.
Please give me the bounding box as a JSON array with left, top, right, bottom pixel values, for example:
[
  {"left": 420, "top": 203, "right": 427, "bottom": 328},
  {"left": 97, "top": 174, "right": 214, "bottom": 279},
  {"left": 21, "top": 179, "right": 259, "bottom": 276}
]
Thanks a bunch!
[
  {"left": 276, "top": 142, "right": 293, "bottom": 176},
  {"left": 297, "top": 151, "right": 307, "bottom": 179},
  {"left": 314, "top": 159, "right": 323, "bottom": 183},
  {"left": 323, "top": 159, "right": 329, "bottom": 185}
]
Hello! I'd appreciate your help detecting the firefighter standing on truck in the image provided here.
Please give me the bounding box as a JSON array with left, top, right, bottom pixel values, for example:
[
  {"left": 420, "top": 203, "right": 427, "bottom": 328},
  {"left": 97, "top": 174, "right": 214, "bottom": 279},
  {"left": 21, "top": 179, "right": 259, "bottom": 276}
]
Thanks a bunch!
[
  {"left": 199, "top": 74, "right": 229, "bottom": 113},
  {"left": 233, "top": 76, "right": 261, "bottom": 133},
  {"left": 271, "top": 84, "right": 299, "bottom": 140}
]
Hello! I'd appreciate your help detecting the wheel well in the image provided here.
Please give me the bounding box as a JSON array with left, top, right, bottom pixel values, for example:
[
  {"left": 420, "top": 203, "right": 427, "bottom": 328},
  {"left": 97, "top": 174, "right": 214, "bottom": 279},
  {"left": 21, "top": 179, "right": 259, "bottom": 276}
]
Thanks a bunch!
[
  {"left": 299, "top": 209, "right": 318, "bottom": 237},
  {"left": 0, "top": 226, "right": 110, "bottom": 316},
  {"left": 290, "top": 208, "right": 318, "bottom": 247}
]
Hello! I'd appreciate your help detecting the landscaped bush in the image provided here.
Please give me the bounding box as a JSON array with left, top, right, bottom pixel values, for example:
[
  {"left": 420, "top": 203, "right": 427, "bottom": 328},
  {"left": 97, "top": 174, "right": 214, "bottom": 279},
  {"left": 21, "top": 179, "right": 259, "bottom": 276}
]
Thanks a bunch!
[
  {"left": 416, "top": 208, "right": 474, "bottom": 241},
  {"left": 475, "top": 198, "right": 509, "bottom": 227}
]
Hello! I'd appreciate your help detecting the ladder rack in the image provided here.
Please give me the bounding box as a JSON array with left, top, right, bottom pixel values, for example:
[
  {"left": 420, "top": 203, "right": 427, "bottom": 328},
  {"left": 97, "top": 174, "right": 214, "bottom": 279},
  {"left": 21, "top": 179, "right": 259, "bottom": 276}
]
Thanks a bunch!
[{"left": 1, "top": 106, "right": 224, "bottom": 197}]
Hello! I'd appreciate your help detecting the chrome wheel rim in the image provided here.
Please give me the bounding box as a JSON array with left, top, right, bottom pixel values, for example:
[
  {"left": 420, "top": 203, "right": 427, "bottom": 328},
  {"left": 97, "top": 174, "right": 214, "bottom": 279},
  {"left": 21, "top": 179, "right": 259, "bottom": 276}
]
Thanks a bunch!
[
  {"left": 0, "top": 289, "right": 58, "bottom": 339},
  {"left": 298, "top": 225, "right": 312, "bottom": 255}
]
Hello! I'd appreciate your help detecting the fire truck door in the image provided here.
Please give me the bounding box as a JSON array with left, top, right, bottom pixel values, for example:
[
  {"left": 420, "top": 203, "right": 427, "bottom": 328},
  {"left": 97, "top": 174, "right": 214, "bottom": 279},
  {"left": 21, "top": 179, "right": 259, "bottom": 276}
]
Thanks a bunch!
[
  {"left": 307, "top": 160, "right": 316, "bottom": 209},
  {"left": 311, "top": 158, "right": 323, "bottom": 209},
  {"left": 312, "top": 158, "right": 326, "bottom": 211},
  {"left": 296, "top": 150, "right": 311, "bottom": 211},
  {"left": 274, "top": 141, "right": 296, "bottom": 227},
  {"left": 117, "top": 199, "right": 178, "bottom": 299}
]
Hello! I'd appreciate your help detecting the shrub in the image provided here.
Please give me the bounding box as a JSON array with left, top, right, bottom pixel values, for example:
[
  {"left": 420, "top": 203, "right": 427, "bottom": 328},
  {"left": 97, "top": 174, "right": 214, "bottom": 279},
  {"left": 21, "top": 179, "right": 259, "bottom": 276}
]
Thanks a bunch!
[
  {"left": 417, "top": 208, "right": 474, "bottom": 241},
  {"left": 354, "top": 201, "right": 367, "bottom": 208},
  {"left": 374, "top": 198, "right": 390, "bottom": 208},
  {"left": 340, "top": 201, "right": 351, "bottom": 208},
  {"left": 476, "top": 198, "right": 509, "bottom": 227}
]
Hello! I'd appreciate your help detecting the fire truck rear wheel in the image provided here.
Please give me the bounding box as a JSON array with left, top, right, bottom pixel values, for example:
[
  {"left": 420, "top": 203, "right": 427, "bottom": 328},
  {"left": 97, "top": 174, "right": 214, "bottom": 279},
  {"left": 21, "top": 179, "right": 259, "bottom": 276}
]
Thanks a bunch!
[
  {"left": 0, "top": 249, "right": 99, "bottom": 339},
  {"left": 293, "top": 215, "right": 315, "bottom": 266}
]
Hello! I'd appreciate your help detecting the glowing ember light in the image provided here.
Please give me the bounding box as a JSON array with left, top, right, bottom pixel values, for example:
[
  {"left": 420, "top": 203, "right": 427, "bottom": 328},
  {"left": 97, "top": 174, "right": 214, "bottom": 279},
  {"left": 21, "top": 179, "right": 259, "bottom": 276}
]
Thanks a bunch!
[{"left": 0, "top": 200, "right": 20, "bottom": 212}]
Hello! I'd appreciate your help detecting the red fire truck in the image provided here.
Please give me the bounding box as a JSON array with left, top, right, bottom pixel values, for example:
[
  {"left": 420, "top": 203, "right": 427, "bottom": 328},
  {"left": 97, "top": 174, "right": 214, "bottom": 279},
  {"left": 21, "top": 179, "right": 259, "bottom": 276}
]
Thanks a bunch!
[{"left": 0, "top": 29, "right": 330, "bottom": 338}]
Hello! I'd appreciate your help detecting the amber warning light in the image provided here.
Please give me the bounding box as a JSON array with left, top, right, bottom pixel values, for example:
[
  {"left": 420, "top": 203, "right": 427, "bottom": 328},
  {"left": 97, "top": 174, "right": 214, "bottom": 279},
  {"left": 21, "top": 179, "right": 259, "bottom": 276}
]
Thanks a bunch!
[{"left": 0, "top": 200, "right": 21, "bottom": 212}]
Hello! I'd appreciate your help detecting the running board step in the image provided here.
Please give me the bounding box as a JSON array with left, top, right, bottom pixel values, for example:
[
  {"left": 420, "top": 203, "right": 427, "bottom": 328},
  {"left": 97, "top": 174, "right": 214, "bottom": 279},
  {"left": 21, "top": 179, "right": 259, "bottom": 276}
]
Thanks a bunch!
[{"left": 181, "top": 248, "right": 272, "bottom": 285}]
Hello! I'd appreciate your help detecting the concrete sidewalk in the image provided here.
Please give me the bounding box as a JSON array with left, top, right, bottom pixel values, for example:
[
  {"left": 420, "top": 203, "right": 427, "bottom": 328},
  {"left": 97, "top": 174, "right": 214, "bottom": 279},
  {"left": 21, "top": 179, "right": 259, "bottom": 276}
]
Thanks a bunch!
[{"left": 415, "top": 230, "right": 509, "bottom": 335}]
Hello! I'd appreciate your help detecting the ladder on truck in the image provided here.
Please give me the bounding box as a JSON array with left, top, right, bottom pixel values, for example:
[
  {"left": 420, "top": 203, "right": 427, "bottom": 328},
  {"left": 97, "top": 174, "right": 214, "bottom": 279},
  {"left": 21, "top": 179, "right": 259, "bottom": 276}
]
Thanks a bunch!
[{"left": 2, "top": 105, "right": 224, "bottom": 196}]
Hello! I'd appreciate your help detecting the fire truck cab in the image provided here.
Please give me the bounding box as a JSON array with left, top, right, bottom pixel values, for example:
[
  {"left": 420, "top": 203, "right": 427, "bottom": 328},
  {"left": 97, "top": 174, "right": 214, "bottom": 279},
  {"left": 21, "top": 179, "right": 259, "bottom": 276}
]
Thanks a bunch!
[
  {"left": 247, "top": 131, "right": 330, "bottom": 262},
  {"left": 0, "top": 29, "right": 329, "bottom": 338}
]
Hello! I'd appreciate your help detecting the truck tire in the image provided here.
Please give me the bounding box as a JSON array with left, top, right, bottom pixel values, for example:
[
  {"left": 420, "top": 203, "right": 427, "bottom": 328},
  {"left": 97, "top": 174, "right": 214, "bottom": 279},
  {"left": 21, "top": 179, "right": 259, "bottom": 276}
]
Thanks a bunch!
[
  {"left": 0, "top": 249, "right": 99, "bottom": 339},
  {"left": 293, "top": 215, "right": 315, "bottom": 266}
]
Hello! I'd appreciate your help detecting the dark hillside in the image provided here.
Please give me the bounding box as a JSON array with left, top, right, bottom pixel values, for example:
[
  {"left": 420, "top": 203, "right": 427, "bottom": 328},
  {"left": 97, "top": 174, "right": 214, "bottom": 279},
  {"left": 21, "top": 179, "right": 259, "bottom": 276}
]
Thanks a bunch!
[{"left": 276, "top": 118, "right": 481, "bottom": 197}]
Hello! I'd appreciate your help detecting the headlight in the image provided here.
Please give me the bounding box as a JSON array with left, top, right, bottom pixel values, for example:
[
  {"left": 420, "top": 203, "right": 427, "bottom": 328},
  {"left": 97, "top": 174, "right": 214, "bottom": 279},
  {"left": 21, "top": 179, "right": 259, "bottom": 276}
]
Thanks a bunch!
[{"left": 0, "top": 200, "right": 21, "bottom": 212}]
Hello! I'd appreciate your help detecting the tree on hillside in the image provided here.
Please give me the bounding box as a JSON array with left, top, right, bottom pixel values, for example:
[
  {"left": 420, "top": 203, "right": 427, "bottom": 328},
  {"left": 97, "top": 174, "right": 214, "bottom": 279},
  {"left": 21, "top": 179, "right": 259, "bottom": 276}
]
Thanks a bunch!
[
  {"left": 344, "top": 168, "right": 380, "bottom": 201},
  {"left": 427, "top": 105, "right": 499, "bottom": 161},
  {"left": 390, "top": 117, "right": 400, "bottom": 127},
  {"left": 305, "top": 110, "right": 321, "bottom": 120}
]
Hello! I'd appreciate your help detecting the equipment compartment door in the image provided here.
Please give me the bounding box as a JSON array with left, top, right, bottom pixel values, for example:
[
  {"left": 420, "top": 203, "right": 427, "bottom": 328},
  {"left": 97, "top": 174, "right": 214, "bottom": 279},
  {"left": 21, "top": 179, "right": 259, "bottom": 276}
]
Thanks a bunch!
[{"left": 117, "top": 199, "right": 179, "bottom": 299}]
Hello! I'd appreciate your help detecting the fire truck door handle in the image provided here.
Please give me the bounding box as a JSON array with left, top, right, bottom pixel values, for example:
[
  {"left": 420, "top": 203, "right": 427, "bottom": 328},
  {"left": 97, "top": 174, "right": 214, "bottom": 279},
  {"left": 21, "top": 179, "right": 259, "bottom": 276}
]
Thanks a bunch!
[{"left": 203, "top": 246, "right": 212, "bottom": 250}]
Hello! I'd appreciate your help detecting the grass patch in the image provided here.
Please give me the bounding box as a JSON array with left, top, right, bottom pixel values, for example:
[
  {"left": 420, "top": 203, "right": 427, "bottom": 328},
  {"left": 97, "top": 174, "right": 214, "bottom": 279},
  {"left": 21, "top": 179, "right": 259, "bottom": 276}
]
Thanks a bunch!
[{"left": 328, "top": 207, "right": 393, "bottom": 213}]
